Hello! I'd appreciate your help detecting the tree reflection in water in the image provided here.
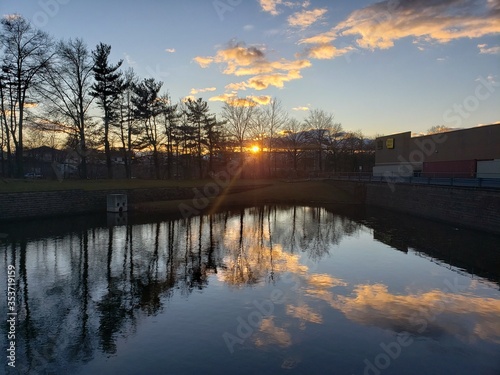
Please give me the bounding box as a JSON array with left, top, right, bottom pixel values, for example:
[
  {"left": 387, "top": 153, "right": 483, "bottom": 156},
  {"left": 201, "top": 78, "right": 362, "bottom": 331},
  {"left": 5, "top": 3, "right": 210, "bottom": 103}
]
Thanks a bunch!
[{"left": 1, "top": 205, "right": 499, "bottom": 375}]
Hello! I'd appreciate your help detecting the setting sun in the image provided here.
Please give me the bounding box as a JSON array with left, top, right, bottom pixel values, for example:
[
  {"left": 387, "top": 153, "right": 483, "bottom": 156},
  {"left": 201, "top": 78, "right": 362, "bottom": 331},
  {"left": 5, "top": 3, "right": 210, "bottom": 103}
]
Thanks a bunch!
[{"left": 251, "top": 145, "right": 260, "bottom": 153}]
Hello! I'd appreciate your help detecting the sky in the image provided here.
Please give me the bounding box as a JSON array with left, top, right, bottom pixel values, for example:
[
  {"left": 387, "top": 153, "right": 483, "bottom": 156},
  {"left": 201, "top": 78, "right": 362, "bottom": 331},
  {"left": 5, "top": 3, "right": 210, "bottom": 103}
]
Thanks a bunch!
[{"left": 2, "top": 0, "right": 499, "bottom": 136}]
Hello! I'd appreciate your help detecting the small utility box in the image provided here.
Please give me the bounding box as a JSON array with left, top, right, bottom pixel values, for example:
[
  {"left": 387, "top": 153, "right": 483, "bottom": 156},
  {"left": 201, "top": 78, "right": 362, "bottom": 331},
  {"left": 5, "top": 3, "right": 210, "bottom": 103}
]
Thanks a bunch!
[{"left": 107, "top": 194, "right": 128, "bottom": 213}]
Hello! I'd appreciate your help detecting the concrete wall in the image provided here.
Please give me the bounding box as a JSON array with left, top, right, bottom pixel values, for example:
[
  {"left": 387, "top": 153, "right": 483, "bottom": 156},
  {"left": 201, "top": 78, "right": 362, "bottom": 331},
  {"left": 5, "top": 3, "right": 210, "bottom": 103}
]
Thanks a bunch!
[
  {"left": 365, "top": 183, "right": 500, "bottom": 234},
  {"left": 0, "top": 187, "right": 195, "bottom": 221}
]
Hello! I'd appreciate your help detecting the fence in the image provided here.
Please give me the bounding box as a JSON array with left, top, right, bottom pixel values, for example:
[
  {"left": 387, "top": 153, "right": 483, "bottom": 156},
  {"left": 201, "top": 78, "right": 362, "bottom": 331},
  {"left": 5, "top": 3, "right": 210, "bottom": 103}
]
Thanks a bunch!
[{"left": 329, "top": 172, "right": 500, "bottom": 189}]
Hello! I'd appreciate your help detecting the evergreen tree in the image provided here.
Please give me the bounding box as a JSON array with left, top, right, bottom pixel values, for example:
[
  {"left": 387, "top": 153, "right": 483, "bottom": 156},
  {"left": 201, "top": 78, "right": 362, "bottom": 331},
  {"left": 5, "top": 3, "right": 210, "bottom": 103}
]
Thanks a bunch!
[
  {"left": 132, "top": 78, "right": 164, "bottom": 179},
  {"left": 91, "top": 43, "right": 124, "bottom": 179},
  {"left": 185, "top": 98, "right": 210, "bottom": 178}
]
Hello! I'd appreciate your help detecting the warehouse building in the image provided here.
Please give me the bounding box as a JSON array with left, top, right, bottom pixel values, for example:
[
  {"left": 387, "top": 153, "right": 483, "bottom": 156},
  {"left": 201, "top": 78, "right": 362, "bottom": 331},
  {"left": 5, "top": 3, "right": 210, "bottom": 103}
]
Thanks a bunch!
[{"left": 373, "top": 123, "right": 500, "bottom": 179}]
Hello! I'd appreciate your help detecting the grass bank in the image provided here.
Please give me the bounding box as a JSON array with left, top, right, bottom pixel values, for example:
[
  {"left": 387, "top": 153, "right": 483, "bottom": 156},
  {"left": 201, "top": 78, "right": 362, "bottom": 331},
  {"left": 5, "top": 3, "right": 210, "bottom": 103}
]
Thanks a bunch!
[
  {"left": 131, "top": 179, "right": 360, "bottom": 216},
  {"left": 0, "top": 178, "right": 210, "bottom": 193}
]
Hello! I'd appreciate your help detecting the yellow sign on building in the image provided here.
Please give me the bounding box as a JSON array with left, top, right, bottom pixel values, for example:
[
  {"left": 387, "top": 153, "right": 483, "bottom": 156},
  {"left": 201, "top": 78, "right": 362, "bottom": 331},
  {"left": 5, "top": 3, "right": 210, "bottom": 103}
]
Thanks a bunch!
[{"left": 386, "top": 138, "right": 395, "bottom": 149}]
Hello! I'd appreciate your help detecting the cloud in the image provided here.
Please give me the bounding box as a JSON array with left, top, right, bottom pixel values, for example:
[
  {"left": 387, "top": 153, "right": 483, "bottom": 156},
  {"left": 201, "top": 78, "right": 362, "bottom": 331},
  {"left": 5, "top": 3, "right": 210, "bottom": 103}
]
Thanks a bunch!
[
  {"left": 190, "top": 87, "right": 217, "bottom": 95},
  {"left": 193, "top": 56, "right": 214, "bottom": 68},
  {"left": 243, "top": 24, "right": 254, "bottom": 31},
  {"left": 333, "top": 0, "right": 500, "bottom": 50},
  {"left": 258, "top": 0, "right": 309, "bottom": 15},
  {"left": 225, "top": 82, "right": 248, "bottom": 91},
  {"left": 2, "top": 14, "right": 21, "bottom": 21},
  {"left": 210, "top": 93, "right": 271, "bottom": 107},
  {"left": 304, "top": 43, "right": 354, "bottom": 60},
  {"left": 246, "top": 70, "right": 303, "bottom": 90},
  {"left": 194, "top": 41, "right": 311, "bottom": 94},
  {"left": 194, "top": 42, "right": 268, "bottom": 74},
  {"left": 299, "top": 30, "right": 337, "bottom": 45},
  {"left": 259, "top": 0, "right": 283, "bottom": 15},
  {"left": 288, "top": 8, "right": 328, "bottom": 29},
  {"left": 165, "top": 48, "right": 176, "bottom": 53},
  {"left": 478, "top": 43, "right": 500, "bottom": 54},
  {"left": 292, "top": 106, "right": 310, "bottom": 111},
  {"left": 182, "top": 95, "right": 197, "bottom": 103}
]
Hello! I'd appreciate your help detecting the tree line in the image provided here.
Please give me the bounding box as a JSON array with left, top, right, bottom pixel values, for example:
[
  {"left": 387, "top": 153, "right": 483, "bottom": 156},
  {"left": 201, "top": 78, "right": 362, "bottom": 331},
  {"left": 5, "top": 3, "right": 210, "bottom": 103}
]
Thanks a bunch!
[{"left": 0, "top": 15, "right": 374, "bottom": 180}]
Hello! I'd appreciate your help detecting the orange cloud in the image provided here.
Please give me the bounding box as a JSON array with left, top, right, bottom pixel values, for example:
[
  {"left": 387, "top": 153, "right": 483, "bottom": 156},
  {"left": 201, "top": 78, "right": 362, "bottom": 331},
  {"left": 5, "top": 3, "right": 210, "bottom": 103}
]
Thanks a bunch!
[
  {"left": 225, "top": 82, "right": 248, "bottom": 91},
  {"left": 299, "top": 30, "right": 337, "bottom": 45},
  {"left": 247, "top": 70, "right": 303, "bottom": 90},
  {"left": 335, "top": 0, "right": 500, "bottom": 50},
  {"left": 259, "top": 0, "right": 282, "bottom": 15},
  {"left": 314, "top": 283, "right": 500, "bottom": 344},
  {"left": 182, "top": 95, "right": 196, "bottom": 103},
  {"left": 305, "top": 43, "right": 354, "bottom": 59},
  {"left": 259, "top": 0, "right": 307, "bottom": 15},
  {"left": 195, "top": 41, "right": 311, "bottom": 99},
  {"left": 209, "top": 93, "right": 271, "bottom": 107},
  {"left": 288, "top": 8, "right": 327, "bottom": 29},
  {"left": 193, "top": 56, "right": 213, "bottom": 68}
]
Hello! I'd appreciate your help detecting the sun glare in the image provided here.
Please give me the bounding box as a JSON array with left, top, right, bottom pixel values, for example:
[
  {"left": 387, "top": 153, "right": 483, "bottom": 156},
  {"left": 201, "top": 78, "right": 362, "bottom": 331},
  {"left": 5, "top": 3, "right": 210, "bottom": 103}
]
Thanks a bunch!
[{"left": 251, "top": 145, "right": 260, "bottom": 153}]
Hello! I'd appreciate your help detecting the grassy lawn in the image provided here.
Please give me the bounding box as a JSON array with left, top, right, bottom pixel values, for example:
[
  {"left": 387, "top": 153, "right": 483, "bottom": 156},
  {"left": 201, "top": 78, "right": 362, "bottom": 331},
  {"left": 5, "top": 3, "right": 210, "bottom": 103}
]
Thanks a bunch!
[{"left": 0, "top": 178, "right": 269, "bottom": 193}]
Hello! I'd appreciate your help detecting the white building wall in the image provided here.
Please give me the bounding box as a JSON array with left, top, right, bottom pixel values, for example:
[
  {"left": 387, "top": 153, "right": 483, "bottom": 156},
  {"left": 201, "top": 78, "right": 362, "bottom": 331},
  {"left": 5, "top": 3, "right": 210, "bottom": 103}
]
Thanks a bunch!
[{"left": 477, "top": 159, "right": 500, "bottom": 178}]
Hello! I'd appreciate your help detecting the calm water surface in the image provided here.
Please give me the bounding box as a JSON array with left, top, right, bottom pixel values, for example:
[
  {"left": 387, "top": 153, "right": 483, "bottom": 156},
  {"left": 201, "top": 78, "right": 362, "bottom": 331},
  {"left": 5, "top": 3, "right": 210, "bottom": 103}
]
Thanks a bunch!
[{"left": 1, "top": 206, "right": 499, "bottom": 375}]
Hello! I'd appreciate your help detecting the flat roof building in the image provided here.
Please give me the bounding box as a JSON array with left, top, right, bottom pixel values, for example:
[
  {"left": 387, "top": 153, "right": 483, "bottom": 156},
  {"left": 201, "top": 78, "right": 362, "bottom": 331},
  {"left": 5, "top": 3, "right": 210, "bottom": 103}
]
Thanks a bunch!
[{"left": 373, "top": 123, "right": 500, "bottom": 178}]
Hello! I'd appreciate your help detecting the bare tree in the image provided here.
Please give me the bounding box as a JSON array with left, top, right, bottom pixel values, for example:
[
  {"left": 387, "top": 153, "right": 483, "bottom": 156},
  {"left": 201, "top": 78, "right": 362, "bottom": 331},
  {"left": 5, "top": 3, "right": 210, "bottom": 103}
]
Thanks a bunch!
[
  {"left": 263, "top": 98, "right": 287, "bottom": 177},
  {"left": 221, "top": 101, "right": 256, "bottom": 153},
  {"left": 37, "top": 38, "right": 95, "bottom": 178},
  {"left": 0, "top": 15, "right": 54, "bottom": 177},
  {"left": 427, "top": 125, "right": 455, "bottom": 134},
  {"left": 280, "top": 118, "right": 308, "bottom": 175},
  {"left": 304, "top": 109, "right": 337, "bottom": 172}
]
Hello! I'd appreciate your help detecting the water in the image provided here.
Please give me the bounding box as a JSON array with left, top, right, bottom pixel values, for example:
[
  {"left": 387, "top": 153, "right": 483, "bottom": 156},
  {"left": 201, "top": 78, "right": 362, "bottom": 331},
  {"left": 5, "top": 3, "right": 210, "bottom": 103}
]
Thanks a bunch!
[{"left": 1, "top": 206, "right": 499, "bottom": 375}]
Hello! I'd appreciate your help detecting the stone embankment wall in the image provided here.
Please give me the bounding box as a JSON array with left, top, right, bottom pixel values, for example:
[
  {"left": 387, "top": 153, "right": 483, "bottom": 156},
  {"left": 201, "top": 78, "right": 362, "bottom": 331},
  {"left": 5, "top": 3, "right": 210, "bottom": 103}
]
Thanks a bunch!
[
  {"left": 2, "top": 182, "right": 500, "bottom": 235},
  {"left": 333, "top": 180, "right": 500, "bottom": 235},
  {"left": 0, "top": 188, "right": 194, "bottom": 221}
]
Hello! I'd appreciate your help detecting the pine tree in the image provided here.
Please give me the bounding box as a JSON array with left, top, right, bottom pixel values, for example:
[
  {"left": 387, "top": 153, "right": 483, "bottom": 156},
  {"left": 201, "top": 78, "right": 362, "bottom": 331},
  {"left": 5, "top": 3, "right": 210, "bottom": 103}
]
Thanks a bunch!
[{"left": 91, "top": 43, "right": 124, "bottom": 179}]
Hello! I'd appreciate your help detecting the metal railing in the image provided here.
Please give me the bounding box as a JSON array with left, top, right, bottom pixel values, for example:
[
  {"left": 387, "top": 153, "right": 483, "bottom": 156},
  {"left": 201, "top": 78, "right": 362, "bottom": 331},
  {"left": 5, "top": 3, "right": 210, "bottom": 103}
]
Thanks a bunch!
[{"left": 328, "top": 172, "right": 500, "bottom": 189}]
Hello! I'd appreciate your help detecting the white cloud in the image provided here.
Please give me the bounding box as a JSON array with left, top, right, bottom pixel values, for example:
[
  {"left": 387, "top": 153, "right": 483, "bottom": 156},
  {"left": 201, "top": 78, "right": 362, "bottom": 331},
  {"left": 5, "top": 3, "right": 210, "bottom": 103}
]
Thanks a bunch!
[
  {"left": 292, "top": 106, "right": 310, "bottom": 111},
  {"left": 190, "top": 87, "right": 217, "bottom": 95},
  {"left": 478, "top": 43, "right": 500, "bottom": 54},
  {"left": 165, "top": 48, "right": 176, "bottom": 53}
]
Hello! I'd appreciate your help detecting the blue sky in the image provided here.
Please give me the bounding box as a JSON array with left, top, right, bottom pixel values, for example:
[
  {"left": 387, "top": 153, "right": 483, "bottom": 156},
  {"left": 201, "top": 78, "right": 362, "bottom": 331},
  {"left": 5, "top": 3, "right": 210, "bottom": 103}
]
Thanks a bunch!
[{"left": 2, "top": 0, "right": 499, "bottom": 136}]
